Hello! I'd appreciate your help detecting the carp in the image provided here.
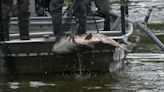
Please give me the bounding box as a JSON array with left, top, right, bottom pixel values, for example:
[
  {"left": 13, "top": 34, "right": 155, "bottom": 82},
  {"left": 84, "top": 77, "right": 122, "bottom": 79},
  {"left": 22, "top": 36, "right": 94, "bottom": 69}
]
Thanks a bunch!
[{"left": 52, "top": 33, "right": 120, "bottom": 54}]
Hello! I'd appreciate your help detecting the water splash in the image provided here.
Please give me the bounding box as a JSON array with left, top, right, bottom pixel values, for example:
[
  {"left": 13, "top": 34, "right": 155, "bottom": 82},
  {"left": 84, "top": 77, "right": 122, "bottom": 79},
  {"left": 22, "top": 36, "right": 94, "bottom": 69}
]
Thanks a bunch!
[
  {"left": 8, "top": 82, "right": 19, "bottom": 89},
  {"left": 77, "top": 53, "right": 83, "bottom": 75},
  {"left": 29, "top": 81, "right": 56, "bottom": 88}
]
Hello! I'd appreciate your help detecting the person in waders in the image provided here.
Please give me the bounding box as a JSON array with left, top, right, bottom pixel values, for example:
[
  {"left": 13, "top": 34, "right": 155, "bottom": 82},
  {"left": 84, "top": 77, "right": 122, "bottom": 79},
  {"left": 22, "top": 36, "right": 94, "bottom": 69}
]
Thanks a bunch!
[
  {"left": 49, "top": 0, "right": 112, "bottom": 36},
  {"left": 89, "top": 0, "right": 112, "bottom": 31},
  {"left": 49, "top": 0, "right": 87, "bottom": 36},
  {"left": 2, "top": 0, "right": 30, "bottom": 40}
]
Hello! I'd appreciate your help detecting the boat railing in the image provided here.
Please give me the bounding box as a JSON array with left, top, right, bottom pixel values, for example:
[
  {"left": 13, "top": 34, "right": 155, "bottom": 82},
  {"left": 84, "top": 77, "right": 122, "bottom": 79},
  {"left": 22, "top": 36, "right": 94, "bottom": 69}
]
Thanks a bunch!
[
  {"left": 10, "top": 16, "right": 105, "bottom": 32},
  {"left": 10, "top": 16, "right": 105, "bottom": 24},
  {"left": 8, "top": 15, "right": 134, "bottom": 41}
]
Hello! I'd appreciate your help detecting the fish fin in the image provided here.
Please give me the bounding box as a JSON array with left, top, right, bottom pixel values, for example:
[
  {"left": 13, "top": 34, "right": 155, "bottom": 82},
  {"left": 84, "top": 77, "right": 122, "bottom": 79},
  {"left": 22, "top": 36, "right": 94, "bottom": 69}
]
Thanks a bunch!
[{"left": 85, "top": 33, "right": 93, "bottom": 40}]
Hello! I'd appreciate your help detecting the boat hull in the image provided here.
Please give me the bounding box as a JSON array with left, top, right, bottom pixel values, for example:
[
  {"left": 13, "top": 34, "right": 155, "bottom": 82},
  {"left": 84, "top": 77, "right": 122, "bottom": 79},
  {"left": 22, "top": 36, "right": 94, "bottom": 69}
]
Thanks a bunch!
[
  {"left": 0, "top": 15, "right": 133, "bottom": 74},
  {"left": 3, "top": 40, "right": 117, "bottom": 74},
  {"left": 5, "top": 52, "right": 114, "bottom": 74}
]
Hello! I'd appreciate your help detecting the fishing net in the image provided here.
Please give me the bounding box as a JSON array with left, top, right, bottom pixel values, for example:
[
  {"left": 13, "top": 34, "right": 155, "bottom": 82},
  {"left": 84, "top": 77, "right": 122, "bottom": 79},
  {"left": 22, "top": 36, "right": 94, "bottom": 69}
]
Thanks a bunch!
[
  {"left": 109, "top": 44, "right": 130, "bottom": 72},
  {"left": 113, "top": 45, "right": 125, "bottom": 61},
  {"left": 109, "top": 47, "right": 125, "bottom": 72}
]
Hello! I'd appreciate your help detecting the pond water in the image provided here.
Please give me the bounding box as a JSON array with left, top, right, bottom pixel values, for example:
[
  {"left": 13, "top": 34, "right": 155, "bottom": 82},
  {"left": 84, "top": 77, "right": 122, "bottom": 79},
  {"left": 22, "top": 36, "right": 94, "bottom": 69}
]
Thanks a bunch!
[
  {"left": 0, "top": 0, "right": 164, "bottom": 92},
  {"left": 112, "top": 0, "right": 164, "bottom": 24},
  {"left": 0, "top": 53, "right": 164, "bottom": 92}
]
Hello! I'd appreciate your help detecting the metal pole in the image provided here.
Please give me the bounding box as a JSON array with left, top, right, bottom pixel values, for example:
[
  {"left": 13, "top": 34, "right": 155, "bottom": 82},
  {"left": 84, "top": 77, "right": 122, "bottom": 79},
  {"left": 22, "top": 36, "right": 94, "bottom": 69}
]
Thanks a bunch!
[
  {"left": 143, "top": 7, "right": 153, "bottom": 24},
  {"left": 0, "top": 0, "right": 4, "bottom": 41},
  {"left": 137, "top": 23, "right": 164, "bottom": 51},
  {"left": 109, "top": 9, "right": 164, "bottom": 51},
  {"left": 121, "top": 0, "right": 126, "bottom": 35},
  {"left": 125, "top": 0, "right": 129, "bottom": 16}
]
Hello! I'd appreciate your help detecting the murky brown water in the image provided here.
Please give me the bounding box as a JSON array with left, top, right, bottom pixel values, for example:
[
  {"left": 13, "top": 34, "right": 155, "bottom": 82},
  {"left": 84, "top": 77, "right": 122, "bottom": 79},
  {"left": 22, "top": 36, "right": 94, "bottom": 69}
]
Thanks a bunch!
[{"left": 0, "top": 0, "right": 164, "bottom": 92}]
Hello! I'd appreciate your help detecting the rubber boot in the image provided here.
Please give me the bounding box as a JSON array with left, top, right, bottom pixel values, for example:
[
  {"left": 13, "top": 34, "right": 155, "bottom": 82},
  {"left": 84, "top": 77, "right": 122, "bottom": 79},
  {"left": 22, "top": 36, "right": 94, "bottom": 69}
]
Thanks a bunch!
[
  {"left": 74, "top": 0, "right": 87, "bottom": 35},
  {"left": 2, "top": 0, "right": 13, "bottom": 41},
  {"left": 53, "top": 23, "right": 62, "bottom": 36},
  {"left": 104, "top": 15, "right": 111, "bottom": 31},
  {"left": 17, "top": 0, "right": 30, "bottom": 40},
  {"left": 18, "top": 20, "right": 30, "bottom": 40},
  {"left": 76, "top": 17, "right": 86, "bottom": 35},
  {"left": 18, "top": 13, "right": 30, "bottom": 40},
  {"left": 49, "top": 0, "right": 64, "bottom": 36},
  {"left": 2, "top": 19, "right": 10, "bottom": 41}
]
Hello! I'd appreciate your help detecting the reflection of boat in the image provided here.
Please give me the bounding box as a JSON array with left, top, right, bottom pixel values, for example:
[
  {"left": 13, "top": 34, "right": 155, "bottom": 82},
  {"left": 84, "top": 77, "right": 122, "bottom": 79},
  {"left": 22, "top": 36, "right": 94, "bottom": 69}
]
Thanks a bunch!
[{"left": 0, "top": 1, "right": 134, "bottom": 74}]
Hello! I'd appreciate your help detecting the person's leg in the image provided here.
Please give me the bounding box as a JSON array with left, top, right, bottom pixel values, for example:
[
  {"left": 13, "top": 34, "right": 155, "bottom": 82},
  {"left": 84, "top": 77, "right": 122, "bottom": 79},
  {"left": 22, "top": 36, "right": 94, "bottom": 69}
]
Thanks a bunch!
[
  {"left": 49, "top": 0, "right": 64, "bottom": 36},
  {"left": 17, "top": 0, "right": 30, "bottom": 40},
  {"left": 2, "top": 0, "right": 13, "bottom": 41},
  {"left": 94, "top": 0, "right": 111, "bottom": 31},
  {"left": 73, "top": 0, "right": 87, "bottom": 35}
]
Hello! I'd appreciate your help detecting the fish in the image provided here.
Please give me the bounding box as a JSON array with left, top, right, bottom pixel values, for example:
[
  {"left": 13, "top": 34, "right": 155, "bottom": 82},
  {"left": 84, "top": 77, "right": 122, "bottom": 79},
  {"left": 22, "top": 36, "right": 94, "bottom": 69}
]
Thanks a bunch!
[
  {"left": 52, "top": 23, "right": 128, "bottom": 54},
  {"left": 52, "top": 33, "right": 120, "bottom": 54}
]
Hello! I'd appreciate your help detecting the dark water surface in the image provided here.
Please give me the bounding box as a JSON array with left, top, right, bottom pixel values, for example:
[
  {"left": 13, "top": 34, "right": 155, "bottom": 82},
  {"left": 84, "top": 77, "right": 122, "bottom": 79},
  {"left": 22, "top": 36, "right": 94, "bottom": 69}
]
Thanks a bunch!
[
  {"left": 1, "top": 0, "right": 164, "bottom": 92},
  {"left": 0, "top": 53, "right": 164, "bottom": 92}
]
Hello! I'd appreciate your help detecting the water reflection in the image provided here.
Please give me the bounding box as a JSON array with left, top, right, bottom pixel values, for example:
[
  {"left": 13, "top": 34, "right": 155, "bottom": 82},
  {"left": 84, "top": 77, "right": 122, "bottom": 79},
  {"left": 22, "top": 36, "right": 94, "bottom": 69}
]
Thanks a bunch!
[
  {"left": 0, "top": 73, "right": 120, "bottom": 92},
  {"left": 0, "top": 53, "right": 164, "bottom": 92}
]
